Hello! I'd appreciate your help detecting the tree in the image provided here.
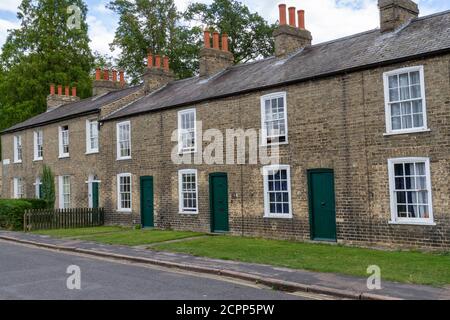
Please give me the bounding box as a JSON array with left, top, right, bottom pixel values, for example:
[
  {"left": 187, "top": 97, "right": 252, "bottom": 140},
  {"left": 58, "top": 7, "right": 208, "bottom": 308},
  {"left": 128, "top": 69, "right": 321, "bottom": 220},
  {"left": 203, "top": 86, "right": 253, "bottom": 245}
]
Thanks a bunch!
[
  {"left": 184, "top": 0, "right": 276, "bottom": 64},
  {"left": 108, "top": 0, "right": 200, "bottom": 83},
  {"left": 41, "top": 165, "right": 55, "bottom": 209},
  {"left": 0, "top": 0, "right": 94, "bottom": 134}
]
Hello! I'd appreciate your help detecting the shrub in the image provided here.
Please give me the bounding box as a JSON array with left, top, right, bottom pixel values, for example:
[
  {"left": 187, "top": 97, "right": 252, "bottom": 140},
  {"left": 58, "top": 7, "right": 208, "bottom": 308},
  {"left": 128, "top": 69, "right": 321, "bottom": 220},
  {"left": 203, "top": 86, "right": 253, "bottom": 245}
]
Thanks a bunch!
[
  {"left": 41, "top": 165, "right": 55, "bottom": 209},
  {"left": 0, "top": 199, "right": 47, "bottom": 230}
]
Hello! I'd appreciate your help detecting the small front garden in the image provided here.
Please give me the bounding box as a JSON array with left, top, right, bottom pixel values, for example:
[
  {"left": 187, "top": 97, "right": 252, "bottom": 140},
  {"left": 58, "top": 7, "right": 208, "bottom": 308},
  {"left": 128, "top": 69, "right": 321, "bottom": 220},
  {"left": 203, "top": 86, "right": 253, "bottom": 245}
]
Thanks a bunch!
[{"left": 32, "top": 226, "right": 205, "bottom": 246}]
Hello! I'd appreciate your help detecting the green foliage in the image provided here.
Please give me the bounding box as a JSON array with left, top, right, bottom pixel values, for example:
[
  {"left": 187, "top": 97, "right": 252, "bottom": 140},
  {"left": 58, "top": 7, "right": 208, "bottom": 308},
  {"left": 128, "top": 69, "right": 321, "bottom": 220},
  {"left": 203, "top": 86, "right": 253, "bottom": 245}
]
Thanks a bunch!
[
  {"left": 184, "top": 0, "right": 276, "bottom": 64},
  {"left": 41, "top": 165, "right": 55, "bottom": 209},
  {"left": 0, "top": 199, "right": 47, "bottom": 230},
  {"left": 108, "top": 0, "right": 201, "bottom": 83},
  {"left": 0, "top": 0, "right": 94, "bottom": 136}
]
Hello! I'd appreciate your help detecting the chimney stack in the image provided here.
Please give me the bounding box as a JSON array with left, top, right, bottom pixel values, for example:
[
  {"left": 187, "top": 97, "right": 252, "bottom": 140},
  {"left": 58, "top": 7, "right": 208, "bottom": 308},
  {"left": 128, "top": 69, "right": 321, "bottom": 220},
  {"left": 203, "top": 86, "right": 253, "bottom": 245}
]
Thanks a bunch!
[
  {"left": 93, "top": 67, "right": 126, "bottom": 96},
  {"left": 378, "top": 0, "right": 419, "bottom": 33},
  {"left": 274, "top": 4, "right": 312, "bottom": 58},
  {"left": 47, "top": 84, "right": 80, "bottom": 111},
  {"left": 199, "top": 29, "right": 234, "bottom": 77},
  {"left": 143, "top": 51, "right": 175, "bottom": 93}
]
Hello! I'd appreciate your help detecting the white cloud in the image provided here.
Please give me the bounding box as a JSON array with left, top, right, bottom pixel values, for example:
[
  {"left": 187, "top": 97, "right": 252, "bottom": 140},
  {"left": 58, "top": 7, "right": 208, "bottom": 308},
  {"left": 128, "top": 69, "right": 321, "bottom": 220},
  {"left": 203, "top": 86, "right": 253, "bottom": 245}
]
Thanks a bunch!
[
  {"left": 0, "top": 18, "right": 19, "bottom": 49},
  {"left": 0, "top": 0, "right": 20, "bottom": 13},
  {"left": 87, "top": 15, "right": 119, "bottom": 57}
]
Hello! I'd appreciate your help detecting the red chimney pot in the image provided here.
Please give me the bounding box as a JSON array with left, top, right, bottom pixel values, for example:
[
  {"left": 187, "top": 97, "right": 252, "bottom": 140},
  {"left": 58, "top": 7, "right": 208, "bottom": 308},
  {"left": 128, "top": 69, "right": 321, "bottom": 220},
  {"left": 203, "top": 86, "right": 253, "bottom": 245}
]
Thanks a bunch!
[
  {"left": 298, "top": 10, "right": 305, "bottom": 29},
  {"left": 147, "top": 53, "right": 153, "bottom": 69},
  {"left": 65, "top": 86, "right": 69, "bottom": 96},
  {"left": 163, "top": 56, "right": 169, "bottom": 71},
  {"left": 288, "top": 7, "right": 296, "bottom": 27},
  {"left": 221, "top": 33, "right": 229, "bottom": 52},
  {"left": 112, "top": 70, "right": 117, "bottom": 82},
  {"left": 95, "top": 68, "right": 101, "bottom": 81},
  {"left": 279, "top": 4, "right": 287, "bottom": 25},
  {"left": 119, "top": 70, "right": 125, "bottom": 87},
  {"left": 204, "top": 30, "right": 211, "bottom": 48},
  {"left": 50, "top": 84, "right": 55, "bottom": 95},
  {"left": 57, "top": 85, "right": 63, "bottom": 96},
  {"left": 103, "top": 69, "right": 109, "bottom": 81},
  {"left": 155, "top": 55, "right": 161, "bottom": 68},
  {"left": 71, "top": 87, "right": 77, "bottom": 97},
  {"left": 213, "top": 32, "right": 220, "bottom": 49}
]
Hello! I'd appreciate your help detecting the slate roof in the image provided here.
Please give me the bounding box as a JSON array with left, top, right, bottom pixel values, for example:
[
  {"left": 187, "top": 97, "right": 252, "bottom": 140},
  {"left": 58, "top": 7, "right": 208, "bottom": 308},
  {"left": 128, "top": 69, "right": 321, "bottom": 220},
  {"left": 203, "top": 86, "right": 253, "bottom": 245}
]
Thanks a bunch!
[
  {"left": 105, "top": 10, "right": 450, "bottom": 121},
  {"left": 2, "top": 85, "right": 142, "bottom": 133}
]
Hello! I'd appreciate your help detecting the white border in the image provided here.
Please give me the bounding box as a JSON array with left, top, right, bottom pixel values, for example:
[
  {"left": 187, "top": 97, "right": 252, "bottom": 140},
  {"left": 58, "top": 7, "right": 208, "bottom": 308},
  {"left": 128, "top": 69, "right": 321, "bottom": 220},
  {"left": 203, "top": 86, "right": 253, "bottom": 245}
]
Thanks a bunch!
[
  {"left": 33, "top": 130, "right": 43, "bottom": 161},
  {"left": 177, "top": 108, "right": 197, "bottom": 154},
  {"left": 260, "top": 92, "right": 289, "bottom": 146},
  {"left": 178, "top": 169, "right": 199, "bottom": 214},
  {"left": 262, "top": 165, "right": 293, "bottom": 219},
  {"left": 13, "top": 135, "right": 22, "bottom": 163},
  {"left": 383, "top": 66, "right": 429, "bottom": 135},
  {"left": 116, "top": 121, "right": 132, "bottom": 160},
  {"left": 387, "top": 157, "right": 435, "bottom": 225},
  {"left": 117, "top": 173, "right": 132, "bottom": 212},
  {"left": 58, "top": 126, "right": 70, "bottom": 158},
  {"left": 86, "top": 119, "right": 99, "bottom": 154}
]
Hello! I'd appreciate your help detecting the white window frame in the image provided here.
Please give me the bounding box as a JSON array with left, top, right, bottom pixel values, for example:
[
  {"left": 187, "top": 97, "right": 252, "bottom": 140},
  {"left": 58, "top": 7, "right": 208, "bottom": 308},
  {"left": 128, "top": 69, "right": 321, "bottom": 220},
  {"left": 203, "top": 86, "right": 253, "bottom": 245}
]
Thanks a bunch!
[
  {"left": 388, "top": 157, "right": 434, "bottom": 225},
  {"left": 178, "top": 169, "right": 199, "bottom": 214},
  {"left": 13, "top": 135, "right": 23, "bottom": 163},
  {"left": 58, "top": 176, "right": 71, "bottom": 209},
  {"left": 86, "top": 119, "right": 99, "bottom": 154},
  {"left": 263, "top": 165, "right": 293, "bottom": 219},
  {"left": 383, "top": 66, "right": 429, "bottom": 135},
  {"left": 34, "top": 177, "right": 42, "bottom": 199},
  {"left": 33, "top": 130, "right": 43, "bottom": 161},
  {"left": 58, "top": 125, "right": 70, "bottom": 158},
  {"left": 177, "top": 109, "right": 197, "bottom": 154},
  {"left": 116, "top": 121, "right": 131, "bottom": 160},
  {"left": 260, "top": 92, "right": 289, "bottom": 146},
  {"left": 117, "top": 173, "right": 132, "bottom": 212},
  {"left": 13, "top": 177, "right": 24, "bottom": 199}
]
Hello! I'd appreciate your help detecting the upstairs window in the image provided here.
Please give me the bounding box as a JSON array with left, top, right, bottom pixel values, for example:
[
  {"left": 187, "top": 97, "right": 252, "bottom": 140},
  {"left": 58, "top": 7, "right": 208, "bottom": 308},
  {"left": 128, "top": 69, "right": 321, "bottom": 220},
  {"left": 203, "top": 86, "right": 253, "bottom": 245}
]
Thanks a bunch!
[
  {"left": 86, "top": 119, "right": 99, "bottom": 154},
  {"left": 13, "top": 135, "right": 23, "bottom": 163},
  {"left": 383, "top": 66, "right": 428, "bottom": 134},
  {"left": 178, "top": 109, "right": 196, "bottom": 153},
  {"left": 116, "top": 121, "right": 131, "bottom": 160},
  {"left": 34, "top": 130, "right": 43, "bottom": 161},
  {"left": 261, "top": 92, "right": 288, "bottom": 145},
  {"left": 59, "top": 125, "right": 69, "bottom": 157},
  {"left": 13, "top": 177, "right": 24, "bottom": 199},
  {"left": 178, "top": 169, "right": 198, "bottom": 214},
  {"left": 388, "top": 158, "right": 434, "bottom": 225},
  {"left": 263, "top": 165, "right": 292, "bottom": 218},
  {"left": 58, "top": 175, "right": 71, "bottom": 209}
]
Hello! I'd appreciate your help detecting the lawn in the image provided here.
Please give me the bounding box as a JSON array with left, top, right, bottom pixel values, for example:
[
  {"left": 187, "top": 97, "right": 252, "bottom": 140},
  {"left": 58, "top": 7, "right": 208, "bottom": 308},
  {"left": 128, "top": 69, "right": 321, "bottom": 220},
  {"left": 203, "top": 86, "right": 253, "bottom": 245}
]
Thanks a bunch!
[
  {"left": 32, "top": 226, "right": 205, "bottom": 246},
  {"left": 152, "top": 235, "right": 450, "bottom": 286}
]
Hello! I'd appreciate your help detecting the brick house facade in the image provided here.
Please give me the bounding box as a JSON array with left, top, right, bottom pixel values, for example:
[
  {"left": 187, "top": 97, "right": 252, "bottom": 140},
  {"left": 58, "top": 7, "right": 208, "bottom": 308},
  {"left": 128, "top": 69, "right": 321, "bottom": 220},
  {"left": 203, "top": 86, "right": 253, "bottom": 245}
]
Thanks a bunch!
[{"left": 1, "top": 1, "right": 449, "bottom": 249}]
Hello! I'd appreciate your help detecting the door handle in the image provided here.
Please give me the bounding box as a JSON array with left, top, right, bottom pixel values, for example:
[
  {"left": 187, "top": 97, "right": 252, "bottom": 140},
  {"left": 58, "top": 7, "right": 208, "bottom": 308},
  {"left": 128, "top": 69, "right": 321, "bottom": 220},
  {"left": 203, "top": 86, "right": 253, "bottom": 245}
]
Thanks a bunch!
[{"left": 321, "top": 202, "right": 326, "bottom": 207}]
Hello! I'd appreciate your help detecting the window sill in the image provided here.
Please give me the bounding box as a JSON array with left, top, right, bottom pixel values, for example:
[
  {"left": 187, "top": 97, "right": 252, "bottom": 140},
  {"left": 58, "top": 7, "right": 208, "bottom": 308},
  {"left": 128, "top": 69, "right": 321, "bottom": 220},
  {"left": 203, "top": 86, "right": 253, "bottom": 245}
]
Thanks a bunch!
[
  {"left": 388, "top": 220, "right": 436, "bottom": 226},
  {"left": 383, "top": 128, "right": 431, "bottom": 136},
  {"left": 33, "top": 158, "right": 43, "bottom": 162},
  {"left": 260, "top": 141, "right": 289, "bottom": 148},
  {"left": 59, "top": 155, "right": 70, "bottom": 159},
  {"left": 13, "top": 161, "right": 22, "bottom": 164},
  {"left": 179, "top": 211, "right": 199, "bottom": 215},
  {"left": 86, "top": 150, "right": 99, "bottom": 155},
  {"left": 117, "top": 209, "right": 132, "bottom": 213},
  {"left": 264, "top": 214, "right": 293, "bottom": 219},
  {"left": 117, "top": 157, "right": 132, "bottom": 161}
]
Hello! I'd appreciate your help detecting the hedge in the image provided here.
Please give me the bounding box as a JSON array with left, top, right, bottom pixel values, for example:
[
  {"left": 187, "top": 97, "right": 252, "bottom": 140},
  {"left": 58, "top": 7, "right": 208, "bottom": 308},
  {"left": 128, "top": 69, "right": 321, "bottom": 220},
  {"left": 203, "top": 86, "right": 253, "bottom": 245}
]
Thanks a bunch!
[{"left": 0, "top": 199, "right": 48, "bottom": 230}]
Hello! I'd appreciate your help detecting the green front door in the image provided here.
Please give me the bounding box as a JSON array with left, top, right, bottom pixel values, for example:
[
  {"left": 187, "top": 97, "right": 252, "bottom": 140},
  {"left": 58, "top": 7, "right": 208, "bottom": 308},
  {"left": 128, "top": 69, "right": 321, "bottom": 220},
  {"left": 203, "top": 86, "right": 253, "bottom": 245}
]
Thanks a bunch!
[
  {"left": 209, "top": 173, "right": 229, "bottom": 232},
  {"left": 92, "top": 182, "right": 99, "bottom": 208},
  {"left": 308, "top": 169, "right": 337, "bottom": 242},
  {"left": 140, "top": 176, "right": 154, "bottom": 228}
]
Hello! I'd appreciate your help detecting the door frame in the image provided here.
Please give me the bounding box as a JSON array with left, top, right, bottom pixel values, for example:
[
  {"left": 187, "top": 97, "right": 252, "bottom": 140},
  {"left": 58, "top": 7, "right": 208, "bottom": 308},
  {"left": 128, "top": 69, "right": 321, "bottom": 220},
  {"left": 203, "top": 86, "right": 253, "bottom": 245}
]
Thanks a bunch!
[
  {"left": 209, "top": 172, "right": 229, "bottom": 233},
  {"left": 86, "top": 175, "right": 101, "bottom": 208},
  {"left": 307, "top": 169, "right": 337, "bottom": 242},
  {"left": 140, "top": 176, "right": 154, "bottom": 228}
]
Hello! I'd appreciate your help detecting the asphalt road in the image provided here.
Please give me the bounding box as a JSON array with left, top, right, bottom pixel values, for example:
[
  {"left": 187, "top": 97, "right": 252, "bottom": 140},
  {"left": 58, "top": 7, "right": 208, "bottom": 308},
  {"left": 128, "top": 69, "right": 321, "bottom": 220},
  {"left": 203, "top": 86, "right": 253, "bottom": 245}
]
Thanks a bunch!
[{"left": 0, "top": 240, "right": 306, "bottom": 300}]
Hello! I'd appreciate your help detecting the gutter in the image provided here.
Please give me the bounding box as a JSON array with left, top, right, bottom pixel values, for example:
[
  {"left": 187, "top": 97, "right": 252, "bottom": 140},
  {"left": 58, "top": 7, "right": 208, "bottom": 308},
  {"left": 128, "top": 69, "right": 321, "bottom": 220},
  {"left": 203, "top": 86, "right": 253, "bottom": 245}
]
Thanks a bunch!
[{"left": 101, "top": 47, "right": 450, "bottom": 123}]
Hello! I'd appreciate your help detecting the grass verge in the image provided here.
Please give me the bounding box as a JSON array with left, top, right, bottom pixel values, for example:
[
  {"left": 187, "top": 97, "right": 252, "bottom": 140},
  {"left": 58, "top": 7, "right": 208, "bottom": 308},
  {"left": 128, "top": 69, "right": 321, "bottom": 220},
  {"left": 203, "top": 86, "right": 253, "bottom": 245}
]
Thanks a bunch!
[{"left": 152, "top": 235, "right": 450, "bottom": 286}]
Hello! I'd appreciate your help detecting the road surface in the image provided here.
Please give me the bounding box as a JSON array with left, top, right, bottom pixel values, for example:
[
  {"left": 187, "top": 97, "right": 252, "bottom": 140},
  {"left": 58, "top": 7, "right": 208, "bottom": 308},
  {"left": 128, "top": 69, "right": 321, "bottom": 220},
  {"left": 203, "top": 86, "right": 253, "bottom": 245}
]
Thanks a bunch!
[{"left": 0, "top": 240, "right": 312, "bottom": 300}]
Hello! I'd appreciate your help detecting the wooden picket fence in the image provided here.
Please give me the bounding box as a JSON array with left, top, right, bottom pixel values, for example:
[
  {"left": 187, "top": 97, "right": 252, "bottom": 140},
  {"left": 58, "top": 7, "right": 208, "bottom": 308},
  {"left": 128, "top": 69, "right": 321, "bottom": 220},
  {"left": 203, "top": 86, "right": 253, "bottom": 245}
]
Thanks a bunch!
[{"left": 23, "top": 208, "right": 104, "bottom": 232}]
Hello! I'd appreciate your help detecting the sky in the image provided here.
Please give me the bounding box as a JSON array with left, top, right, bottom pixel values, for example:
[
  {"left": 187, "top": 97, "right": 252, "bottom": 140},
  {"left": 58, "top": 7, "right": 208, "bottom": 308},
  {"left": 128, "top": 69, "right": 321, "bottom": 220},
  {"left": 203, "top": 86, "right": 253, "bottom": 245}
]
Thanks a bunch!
[{"left": 0, "top": 0, "right": 449, "bottom": 57}]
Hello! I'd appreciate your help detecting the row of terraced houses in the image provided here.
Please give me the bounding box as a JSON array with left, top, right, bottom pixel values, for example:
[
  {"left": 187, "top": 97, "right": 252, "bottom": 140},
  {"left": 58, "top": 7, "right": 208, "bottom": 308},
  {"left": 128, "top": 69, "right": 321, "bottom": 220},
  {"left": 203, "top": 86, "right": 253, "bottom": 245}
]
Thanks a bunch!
[{"left": 1, "top": 0, "right": 450, "bottom": 249}]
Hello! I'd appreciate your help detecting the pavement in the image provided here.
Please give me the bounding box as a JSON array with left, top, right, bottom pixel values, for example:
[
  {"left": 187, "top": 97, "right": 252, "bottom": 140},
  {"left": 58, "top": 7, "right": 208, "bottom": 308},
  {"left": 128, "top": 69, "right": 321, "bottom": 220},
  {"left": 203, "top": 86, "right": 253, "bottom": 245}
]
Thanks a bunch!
[{"left": 1, "top": 230, "right": 449, "bottom": 300}]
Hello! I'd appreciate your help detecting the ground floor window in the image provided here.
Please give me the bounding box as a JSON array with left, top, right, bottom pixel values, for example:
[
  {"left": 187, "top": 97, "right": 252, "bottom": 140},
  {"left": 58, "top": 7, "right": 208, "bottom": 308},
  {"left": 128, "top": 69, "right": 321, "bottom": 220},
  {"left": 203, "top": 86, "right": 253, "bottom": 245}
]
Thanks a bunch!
[
  {"left": 178, "top": 169, "right": 198, "bottom": 214},
  {"left": 388, "top": 157, "right": 433, "bottom": 224},
  {"left": 117, "top": 173, "right": 132, "bottom": 212},
  {"left": 13, "top": 177, "right": 24, "bottom": 199},
  {"left": 263, "top": 165, "right": 292, "bottom": 218},
  {"left": 34, "top": 177, "right": 42, "bottom": 199},
  {"left": 58, "top": 176, "right": 71, "bottom": 209}
]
